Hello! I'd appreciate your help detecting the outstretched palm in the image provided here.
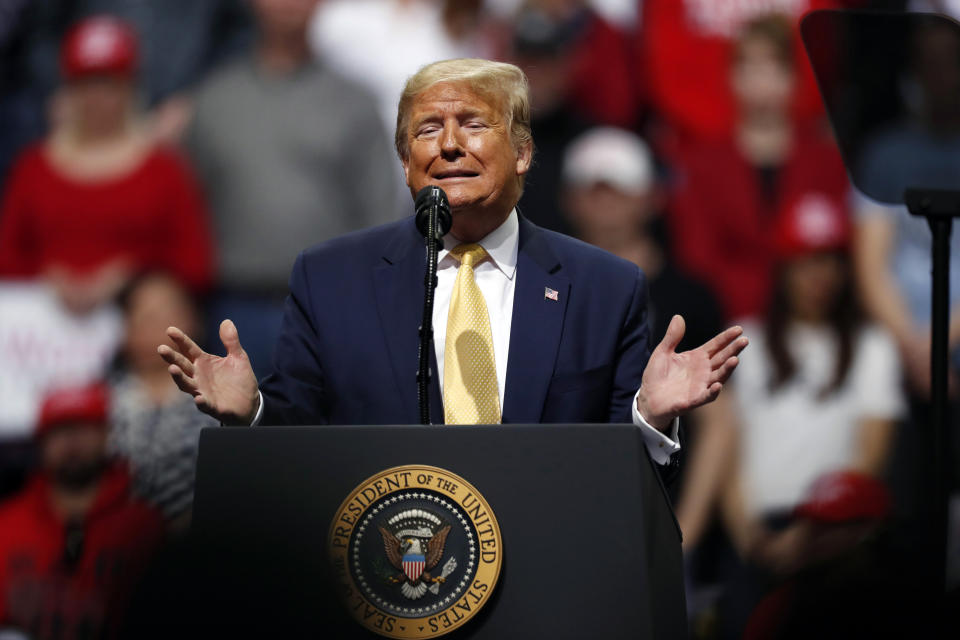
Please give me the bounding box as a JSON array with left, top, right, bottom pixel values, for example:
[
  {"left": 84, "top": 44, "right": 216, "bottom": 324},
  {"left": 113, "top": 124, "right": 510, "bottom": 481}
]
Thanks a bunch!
[
  {"left": 637, "top": 315, "right": 748, "bottom": 430},
  {"left": 158, "top": 320, "right": 260, "bottom": 425}
]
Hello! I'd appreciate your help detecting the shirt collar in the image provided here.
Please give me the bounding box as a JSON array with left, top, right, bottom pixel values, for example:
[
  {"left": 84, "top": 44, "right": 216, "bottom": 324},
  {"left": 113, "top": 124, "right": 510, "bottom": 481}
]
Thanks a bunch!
[{"left": 438, "top": 208, "right": 519, "bottom": 280}]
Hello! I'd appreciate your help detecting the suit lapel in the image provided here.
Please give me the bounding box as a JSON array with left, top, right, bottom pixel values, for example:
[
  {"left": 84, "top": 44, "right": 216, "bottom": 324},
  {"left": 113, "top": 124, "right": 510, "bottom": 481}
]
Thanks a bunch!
[
  {"left": 502, "top": 218, "right": 569, "bottom": 423},
  {"left": 373, "top": 219, "right": 443, "bottom": 424}
]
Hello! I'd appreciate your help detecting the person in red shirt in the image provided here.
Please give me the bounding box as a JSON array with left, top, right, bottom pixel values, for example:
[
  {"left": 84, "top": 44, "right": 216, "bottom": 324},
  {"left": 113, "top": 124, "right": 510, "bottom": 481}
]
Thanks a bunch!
[
  {"left": 0, "top": 383, "right": 164, "bottom": 639},
  {"left": 639, "top": 0, "right": 854, "bottom": 145},
  {"left": 0, "top": 16, "right": 215, "bottom": 314},
  {"left": 667, "top": 14, "right": 849, "bottom": 321}
]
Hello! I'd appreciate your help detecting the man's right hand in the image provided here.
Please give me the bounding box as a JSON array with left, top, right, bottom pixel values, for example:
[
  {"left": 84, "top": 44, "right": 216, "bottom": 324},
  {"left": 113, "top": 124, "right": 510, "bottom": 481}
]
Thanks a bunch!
[{"left": 158, "top": 319, "right": 260, "bottom": 425}]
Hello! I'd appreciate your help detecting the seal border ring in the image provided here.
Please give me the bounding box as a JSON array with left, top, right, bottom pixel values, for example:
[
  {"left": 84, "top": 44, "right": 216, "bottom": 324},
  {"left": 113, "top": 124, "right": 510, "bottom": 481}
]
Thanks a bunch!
[{"left": 328, "top": 464, "right": 503, "bottom": 639}]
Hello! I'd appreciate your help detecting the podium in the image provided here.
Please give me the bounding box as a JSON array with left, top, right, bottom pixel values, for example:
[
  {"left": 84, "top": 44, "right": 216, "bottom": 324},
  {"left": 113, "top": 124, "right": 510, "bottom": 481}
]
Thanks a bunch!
[{"left": 185, "top": 424, "right": 685, "bottom": 639}]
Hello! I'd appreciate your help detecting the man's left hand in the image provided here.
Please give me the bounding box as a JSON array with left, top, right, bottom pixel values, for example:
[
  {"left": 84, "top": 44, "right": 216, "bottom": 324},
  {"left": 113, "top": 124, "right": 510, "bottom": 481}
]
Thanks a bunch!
[{"left": 636, "top": 315, "right": 748, "bottom": 431}]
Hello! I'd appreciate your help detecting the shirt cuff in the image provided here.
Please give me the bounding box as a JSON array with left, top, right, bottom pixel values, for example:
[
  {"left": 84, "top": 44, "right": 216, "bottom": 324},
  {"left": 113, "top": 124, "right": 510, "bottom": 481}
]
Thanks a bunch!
[
  {"left": 250, "top": 391, "right": 265, "bottom": 426},
  {"left": 631, "top": 388, "right": 681, "bottom": 465}
]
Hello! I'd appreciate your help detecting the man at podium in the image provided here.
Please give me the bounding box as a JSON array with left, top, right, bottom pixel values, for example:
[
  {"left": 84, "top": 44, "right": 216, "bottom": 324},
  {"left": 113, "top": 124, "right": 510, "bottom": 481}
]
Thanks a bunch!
[{"left": 157, "top": 58, "right": 747, "bottom": 469}]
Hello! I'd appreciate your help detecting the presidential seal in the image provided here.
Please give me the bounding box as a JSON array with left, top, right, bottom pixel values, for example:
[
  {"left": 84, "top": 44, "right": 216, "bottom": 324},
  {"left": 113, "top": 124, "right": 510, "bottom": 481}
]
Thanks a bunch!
[{"left": 329, "top": 465, "right": 502, "bottom": 639}]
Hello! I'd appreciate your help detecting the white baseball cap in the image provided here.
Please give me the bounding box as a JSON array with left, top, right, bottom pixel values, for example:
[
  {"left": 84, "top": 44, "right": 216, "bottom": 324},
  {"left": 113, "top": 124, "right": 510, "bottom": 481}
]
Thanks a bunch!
[{"left": 562, "top": 127, "right": 655, "bottom": 195}]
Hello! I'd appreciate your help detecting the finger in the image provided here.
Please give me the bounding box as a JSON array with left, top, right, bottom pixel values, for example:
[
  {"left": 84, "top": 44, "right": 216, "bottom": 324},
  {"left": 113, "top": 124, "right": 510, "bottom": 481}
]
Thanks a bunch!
[
  {"left": 709, "top": 356, "right": 740, "bottom": 386},
  {"left": 168, "top": 364, "right": 200, "bottom": 396},
  {"left": 219, "top": 319, "right": 245, "bottom": 358},
  {"left": 657, "top": 315, "right": 686, "bottom": 354},
  {"left": 710, "top": 336, "right": 749, "bottom": 368},
  {"left": 158, "top": 344, "right": 195, "bottom": 377},
  {"left": 707, "top": 382, "right": 722, "bottom": 401},
  {"left": 693, "top": 382, "right": 722, "bottom": 410},
  {"left": 701, "top": 325, "right": 744, "bottom": 358},
  {"left": 710, "top": 357, "right": 739, "bottom": 385},
  {"left": 167, "top": 326, "right": 205, "bottom": 361}
]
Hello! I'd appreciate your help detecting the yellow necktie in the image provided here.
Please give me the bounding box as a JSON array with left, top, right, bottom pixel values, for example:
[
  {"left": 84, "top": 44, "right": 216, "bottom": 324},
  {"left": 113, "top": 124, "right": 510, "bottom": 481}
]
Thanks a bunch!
[{"left": 443, "top": 243, "right": 501, "bottom": 425}]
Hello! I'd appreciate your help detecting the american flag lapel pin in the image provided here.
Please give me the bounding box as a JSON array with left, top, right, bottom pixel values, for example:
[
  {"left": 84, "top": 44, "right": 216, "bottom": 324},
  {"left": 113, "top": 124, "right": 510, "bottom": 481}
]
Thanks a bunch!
[{"left": 544, "top": 286, "right": 559, "bottom": 302}]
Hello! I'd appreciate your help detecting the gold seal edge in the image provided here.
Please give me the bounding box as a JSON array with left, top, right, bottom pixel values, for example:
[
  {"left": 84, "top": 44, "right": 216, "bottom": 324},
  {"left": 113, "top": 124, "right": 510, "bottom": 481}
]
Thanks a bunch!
[{"left": 327, "top": 464, "right": 503, "bottom": 640}]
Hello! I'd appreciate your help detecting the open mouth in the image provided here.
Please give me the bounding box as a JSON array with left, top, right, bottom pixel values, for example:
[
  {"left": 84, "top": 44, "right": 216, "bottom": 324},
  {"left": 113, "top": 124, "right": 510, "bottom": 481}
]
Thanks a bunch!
[{"left": 434, "top": 170, "right": 480, "bottom": 179}]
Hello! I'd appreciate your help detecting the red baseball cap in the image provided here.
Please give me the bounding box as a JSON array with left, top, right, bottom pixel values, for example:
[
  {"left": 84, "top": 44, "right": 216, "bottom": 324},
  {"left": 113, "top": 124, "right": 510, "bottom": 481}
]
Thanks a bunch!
[
  {"left": 36, "top": 382, "right": 109, "bottom": 438},
  {"left": 793, "top": 470, "right": 891, "bottom": 523},
  {"left": 60, "top": 16, "right": 138, "bottom": 80},
  {"left": 774, "top": 192, "right": 851, "bottom": 259}
]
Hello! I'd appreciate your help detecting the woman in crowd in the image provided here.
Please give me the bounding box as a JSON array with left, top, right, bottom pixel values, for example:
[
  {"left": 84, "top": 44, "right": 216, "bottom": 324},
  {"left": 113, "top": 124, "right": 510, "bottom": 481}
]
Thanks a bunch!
[
  {"left": 0, "top": 16, "right": 214, "bottom": 313},
  {"left": 718, "top": 194, "right": 904, "bottom": 637},
  {"left": 668, "top": 13, "right": 848, "bottom": 321},
  {"left": 108, "top": 272, "right": 217, "bottom": 533}
]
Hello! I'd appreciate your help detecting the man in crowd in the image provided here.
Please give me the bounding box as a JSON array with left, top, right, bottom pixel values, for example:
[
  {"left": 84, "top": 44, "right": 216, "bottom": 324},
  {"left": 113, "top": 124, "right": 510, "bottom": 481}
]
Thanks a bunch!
[
  {"left": 185, "top": 0, "right": 399, "bottom": 379},
  {"left": 0, "top": 383, "right": 163, "bottom": 638},
  {"left": 160, "top": 59, "right": 748, "bottom": 470},
  {"left": 560, "top": 126, "right": 734, "bottom": 545}
]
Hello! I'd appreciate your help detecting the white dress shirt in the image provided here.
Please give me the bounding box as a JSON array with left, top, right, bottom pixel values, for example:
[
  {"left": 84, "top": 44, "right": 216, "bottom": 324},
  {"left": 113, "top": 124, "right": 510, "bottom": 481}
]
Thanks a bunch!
[
  {"left": 253, "top": 209, "right": 680, "bottom": 463},
  {"left": 433, "top": 206, "right": 518, "bottom": 410}
]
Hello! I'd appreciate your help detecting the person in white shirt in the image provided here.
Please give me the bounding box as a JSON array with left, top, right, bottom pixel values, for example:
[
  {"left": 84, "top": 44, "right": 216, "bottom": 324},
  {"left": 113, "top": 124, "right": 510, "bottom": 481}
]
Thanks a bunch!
[{"left": 723, "top": 189, "right": 905, "bottom": 574}]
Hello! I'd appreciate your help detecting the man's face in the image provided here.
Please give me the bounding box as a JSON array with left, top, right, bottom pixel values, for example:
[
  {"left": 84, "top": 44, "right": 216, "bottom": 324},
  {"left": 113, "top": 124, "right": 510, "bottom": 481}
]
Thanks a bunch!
[
  {"left": 68, "top": 75, "right": 133, "bottom": 135},
  {"left": 731, "top": 37, "right": 794, "bottom": 118},
  {"left": 402, "top": 82, "right": 532, "bottom": 218},
  {"left": 251, "top": 0, "right": 319, "bottom": 35},
  {"left": 515, "top": 53, "right": 570, "bottom": 117},
  {"left": 565, "top": 182, "right": 652, "bottom": 238},
  {"left": 41, "top": 423, "right": 107, "bottom": 490}
]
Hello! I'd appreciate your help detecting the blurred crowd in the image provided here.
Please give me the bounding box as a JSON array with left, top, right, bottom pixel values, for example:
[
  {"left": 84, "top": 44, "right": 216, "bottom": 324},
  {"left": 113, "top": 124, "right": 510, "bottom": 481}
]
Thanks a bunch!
[{"left": 0, "top": 0, "right": 958, "bottom": 638}]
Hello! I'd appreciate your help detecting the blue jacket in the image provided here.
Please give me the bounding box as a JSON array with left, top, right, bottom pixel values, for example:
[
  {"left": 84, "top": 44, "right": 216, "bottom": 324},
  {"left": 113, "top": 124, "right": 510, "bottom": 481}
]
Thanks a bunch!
[{"left": 259, "top": 215, "right": 652, "bottom": 427}]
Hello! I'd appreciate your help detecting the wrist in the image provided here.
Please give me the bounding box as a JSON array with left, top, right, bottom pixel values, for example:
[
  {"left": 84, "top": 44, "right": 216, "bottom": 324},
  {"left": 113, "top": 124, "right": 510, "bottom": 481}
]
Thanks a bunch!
[
  {"left": 222, "top": 392, "right": 260, "bottom": 427},
  {"left": 636, "top": 388, "right": 673, "bottom": 432}
]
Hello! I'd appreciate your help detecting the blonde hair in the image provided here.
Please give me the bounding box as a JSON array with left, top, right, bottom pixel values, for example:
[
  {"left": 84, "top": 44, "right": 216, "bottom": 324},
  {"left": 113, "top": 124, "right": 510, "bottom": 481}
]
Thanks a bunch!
[{"left": 395, "top": 58, "right": 533, "bottom": 160}]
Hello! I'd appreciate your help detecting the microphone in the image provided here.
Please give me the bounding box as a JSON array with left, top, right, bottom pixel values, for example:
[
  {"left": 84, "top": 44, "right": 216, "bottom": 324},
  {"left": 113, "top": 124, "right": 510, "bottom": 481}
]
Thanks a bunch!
[{"left": 415, "top": 185, "right": 452, "bottom": 241}]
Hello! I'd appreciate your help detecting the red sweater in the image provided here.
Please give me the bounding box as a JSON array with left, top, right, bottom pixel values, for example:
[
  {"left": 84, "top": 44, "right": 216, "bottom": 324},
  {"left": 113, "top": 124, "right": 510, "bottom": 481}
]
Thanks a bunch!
[
  {"left": 668, "top": 130, "right": 849, "bottom": 320},
  {"left": 567, "top": 13, "right": 640, "bottom": 128},
  {"left": 0, "top": 144, "right": 215, "bottom": 291},
  {"left": 639, "top": 0, "right": 848, "bottom": 143},
  {"left": 0, "top": 463, "right": 164, "bottom": 638}
]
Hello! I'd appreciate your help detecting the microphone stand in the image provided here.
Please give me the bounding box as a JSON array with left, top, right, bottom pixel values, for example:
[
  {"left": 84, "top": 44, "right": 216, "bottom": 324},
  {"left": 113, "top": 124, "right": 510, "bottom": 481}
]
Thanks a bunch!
[
  {"left": 418, "top": 207, "right": 441, "bottom": 425},
  {"left": 415, "top": 186, "right": 451, "bottom": 425}
]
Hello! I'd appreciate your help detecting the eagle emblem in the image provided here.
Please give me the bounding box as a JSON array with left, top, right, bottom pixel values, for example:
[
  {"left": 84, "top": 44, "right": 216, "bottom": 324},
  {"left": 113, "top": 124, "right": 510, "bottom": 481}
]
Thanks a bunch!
[
  {"left": 329, "top": 466, "right": 502, "bottom": 637},
  {"left": 379, "top": 510, "right": 453, "bottom": 600}
]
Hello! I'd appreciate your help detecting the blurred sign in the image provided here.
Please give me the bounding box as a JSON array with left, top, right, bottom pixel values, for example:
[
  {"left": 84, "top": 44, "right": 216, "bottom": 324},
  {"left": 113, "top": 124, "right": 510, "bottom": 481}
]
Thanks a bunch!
[{"left": 0, "top": 282, "right": 121, "bottom": 439}]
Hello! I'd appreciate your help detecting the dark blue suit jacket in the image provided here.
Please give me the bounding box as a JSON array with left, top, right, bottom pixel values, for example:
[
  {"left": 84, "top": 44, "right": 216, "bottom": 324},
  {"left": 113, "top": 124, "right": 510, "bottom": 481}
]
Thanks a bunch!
[{"left": 259, "top": 215, "right": 654, "bottom": 428}]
